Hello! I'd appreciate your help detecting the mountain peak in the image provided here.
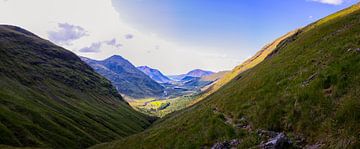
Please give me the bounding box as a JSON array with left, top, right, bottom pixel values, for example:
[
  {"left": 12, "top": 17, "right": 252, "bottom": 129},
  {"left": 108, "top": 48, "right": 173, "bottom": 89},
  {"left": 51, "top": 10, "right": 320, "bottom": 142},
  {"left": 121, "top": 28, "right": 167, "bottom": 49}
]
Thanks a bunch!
[
  {"left": 186, "top": 69, "right": 214, "bottom": 77},
  {"left": 137, "top": 66, "right": 151, "bottom": 69},
  {"left": 82, "top": 56, "right": 164, "bottom": 98},
  {"left": 107, "top": 55, "right": 125, "bottom": 61},
  {"left": 137, "top": 66, "right": 171, "bottom": 83}
]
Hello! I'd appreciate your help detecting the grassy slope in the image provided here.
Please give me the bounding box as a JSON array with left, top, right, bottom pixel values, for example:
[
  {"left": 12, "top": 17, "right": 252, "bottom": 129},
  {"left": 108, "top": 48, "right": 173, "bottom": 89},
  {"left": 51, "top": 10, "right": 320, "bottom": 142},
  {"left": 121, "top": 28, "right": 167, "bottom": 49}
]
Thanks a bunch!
[
  {"left": 0, "top": 25, "right": 153, "bottom": 149},
  {"left": 92, "top": 3, "right": 360, "bottom": 149},
  {"left": 188, "top": 28, "right": 300, "bottom": 106}
]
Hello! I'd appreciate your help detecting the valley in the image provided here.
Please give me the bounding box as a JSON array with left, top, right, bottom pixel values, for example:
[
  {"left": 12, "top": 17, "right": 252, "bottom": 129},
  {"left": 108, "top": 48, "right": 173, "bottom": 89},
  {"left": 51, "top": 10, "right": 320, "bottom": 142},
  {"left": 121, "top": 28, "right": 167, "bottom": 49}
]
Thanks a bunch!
[
  {"left": 90, "top": 3, "right": 360, "bottom": 149},
  {"left": 0, "top": 1, "right": 359, "bottom": 149},
  {"left": 124, "top": 67, "right": 226, "bottom": 117}
]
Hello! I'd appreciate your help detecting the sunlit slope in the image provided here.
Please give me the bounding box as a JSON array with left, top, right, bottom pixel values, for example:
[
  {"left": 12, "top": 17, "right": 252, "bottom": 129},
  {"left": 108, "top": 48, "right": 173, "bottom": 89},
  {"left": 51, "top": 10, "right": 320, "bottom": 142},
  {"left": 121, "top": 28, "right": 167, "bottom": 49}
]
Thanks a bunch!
[
  {"left": 0, "top": 25, "right": 153, "bottom": 149},
  {"left": 192, "top": 29, "right": 301, "bottom": 105},
  {"left": 92, "top": 3, "right": 360, "bottom": 149}
]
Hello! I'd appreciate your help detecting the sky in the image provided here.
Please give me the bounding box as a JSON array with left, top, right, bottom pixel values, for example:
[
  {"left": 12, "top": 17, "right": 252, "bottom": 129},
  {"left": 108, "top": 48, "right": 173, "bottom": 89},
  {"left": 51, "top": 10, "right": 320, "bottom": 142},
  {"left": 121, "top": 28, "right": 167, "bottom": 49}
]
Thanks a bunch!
[{"left": 0, "top": 0, "right": 358, "bottom": 75}]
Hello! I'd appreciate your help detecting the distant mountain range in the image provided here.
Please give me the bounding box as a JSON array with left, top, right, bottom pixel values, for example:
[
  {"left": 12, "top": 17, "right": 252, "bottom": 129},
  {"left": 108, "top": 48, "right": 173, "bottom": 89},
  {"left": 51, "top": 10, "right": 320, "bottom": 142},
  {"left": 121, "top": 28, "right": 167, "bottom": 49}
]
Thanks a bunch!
[
  {"left": 186, "top": 69, "right": 214, "bottom": 77},
  {"left": 137, "top": 66, "right": 171, "bottom": 83},
  {"left": 97, "top": 3, "right": 360, "bottom": 148},
  {"left": 135, "top": 66, "right": 223, "bottom": 98},
  {"left": 168, "top": 69, "right": 214, "bottom": 81},
  {"left": 81, "top": 56, "right": 164, "bottom": 99}
]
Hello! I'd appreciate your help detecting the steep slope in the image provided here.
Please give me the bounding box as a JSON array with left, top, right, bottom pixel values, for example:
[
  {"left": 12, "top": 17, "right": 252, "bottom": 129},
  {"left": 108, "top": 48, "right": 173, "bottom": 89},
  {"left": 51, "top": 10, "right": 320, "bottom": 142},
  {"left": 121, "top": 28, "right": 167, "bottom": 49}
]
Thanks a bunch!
[
  {"left": 137, "top": 66, "right": 171, "bottom": 83},
  {"left": 200, "top": 71, "right": 229, "bottom": 83},
  {"left": 81, "top": 56, "right": 164, "bottom": 99},
  {"left": 92, "top": 3, "right": 360, "bottom": 149},
  {"left": 0, "top": 25, "right": 153, "bottom": 148},
  {"left": 184, "top": 28, "right": 300, "bottom": 107}
]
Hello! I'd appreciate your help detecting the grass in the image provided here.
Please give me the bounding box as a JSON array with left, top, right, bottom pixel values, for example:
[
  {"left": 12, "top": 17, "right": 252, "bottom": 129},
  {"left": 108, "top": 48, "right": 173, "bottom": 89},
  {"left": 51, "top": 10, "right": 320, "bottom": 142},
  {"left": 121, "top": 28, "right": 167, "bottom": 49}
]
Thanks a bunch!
[
  {"left": 91, "top": 3, "right": 360, "bottom": 149},
  {"left": 128, "top": 96, "right": 199, "bottom": 117},
  {"left": 0, "top": 25, "right": 153, "bottom": 149}
]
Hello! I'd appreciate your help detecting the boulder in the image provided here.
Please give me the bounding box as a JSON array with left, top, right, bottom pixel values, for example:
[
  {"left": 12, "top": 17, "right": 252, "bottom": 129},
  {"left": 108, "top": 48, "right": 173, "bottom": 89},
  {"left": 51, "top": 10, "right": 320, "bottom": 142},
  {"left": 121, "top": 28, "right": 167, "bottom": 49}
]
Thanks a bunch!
[{"left": 260, "top": 133, "right": 293, "bottom": 149}]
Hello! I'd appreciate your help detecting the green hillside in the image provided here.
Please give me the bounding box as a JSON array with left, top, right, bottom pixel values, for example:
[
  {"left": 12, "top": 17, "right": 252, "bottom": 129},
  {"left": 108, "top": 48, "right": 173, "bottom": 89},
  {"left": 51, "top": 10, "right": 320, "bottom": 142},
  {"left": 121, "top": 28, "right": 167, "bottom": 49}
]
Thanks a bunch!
[
  {"left": 91, "top": 3, "right": 360, "bottom": 149},
  {"left": 0, "top": 25, "right": 153, "bottom": 149}
]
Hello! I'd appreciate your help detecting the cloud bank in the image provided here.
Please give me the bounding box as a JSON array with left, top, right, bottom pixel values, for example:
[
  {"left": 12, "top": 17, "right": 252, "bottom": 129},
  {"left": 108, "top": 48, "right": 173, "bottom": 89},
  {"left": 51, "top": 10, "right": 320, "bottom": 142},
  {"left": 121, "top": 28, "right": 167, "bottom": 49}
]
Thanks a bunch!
[
  {"left": 0, "top": 0, "right": 242, "bottom": 74},
  {"left": 48, "top": 23, "right": 88, "bottom": 45},
  {"left": 311, "top": 0, "right": 345, "bottom": 5},
  {"left": 79, "top": 38, "right": 122, "bottom": 53}
]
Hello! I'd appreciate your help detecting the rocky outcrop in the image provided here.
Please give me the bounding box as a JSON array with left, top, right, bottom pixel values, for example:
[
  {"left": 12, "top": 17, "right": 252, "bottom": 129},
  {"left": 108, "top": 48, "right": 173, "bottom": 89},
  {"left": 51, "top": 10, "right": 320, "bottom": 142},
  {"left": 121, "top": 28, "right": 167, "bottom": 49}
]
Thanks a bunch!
[{"left": 259, "top": 132, "right": 292, "bottom": 149}]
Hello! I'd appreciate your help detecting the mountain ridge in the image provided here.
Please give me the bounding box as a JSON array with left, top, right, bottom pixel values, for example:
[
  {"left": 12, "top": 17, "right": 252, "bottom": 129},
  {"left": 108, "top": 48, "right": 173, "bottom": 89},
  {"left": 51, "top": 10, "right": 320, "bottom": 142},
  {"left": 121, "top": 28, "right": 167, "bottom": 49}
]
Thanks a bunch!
[
  {"left": 0, "top": 25, "right": 153, "bottom": 148},
  {"left": 168, "top": 69, "right": 214, "bottom": 81},
  {"left": 137, "top": 66, "right": 171, "bottom": 83},
  {"left": 81, "top": 56, "right": 165, "bottom": 99}
]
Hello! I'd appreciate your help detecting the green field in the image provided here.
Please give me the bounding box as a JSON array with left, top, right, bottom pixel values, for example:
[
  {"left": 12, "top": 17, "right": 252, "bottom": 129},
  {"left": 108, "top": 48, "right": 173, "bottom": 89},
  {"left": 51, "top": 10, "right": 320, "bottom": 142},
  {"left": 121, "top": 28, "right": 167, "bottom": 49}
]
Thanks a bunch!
[{"left": 128, "top": 95, "right": 199, "bottom": 117}]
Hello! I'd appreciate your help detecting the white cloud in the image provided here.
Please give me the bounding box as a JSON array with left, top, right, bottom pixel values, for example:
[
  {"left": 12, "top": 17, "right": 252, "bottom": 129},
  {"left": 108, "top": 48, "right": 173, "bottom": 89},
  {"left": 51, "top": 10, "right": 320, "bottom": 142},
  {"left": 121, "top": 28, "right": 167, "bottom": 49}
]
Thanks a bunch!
[
  {"left": 0, "top": 0, "right": 241, "bottom": 74},
  {"left": 79, "top": 42, "right": 102, "bottom": 53},
  {"left": 48, "top": 23, "right": 88, "bottom": 45},
  {"left": 310, "top": 0, "right": 345, "bottom": 5}
]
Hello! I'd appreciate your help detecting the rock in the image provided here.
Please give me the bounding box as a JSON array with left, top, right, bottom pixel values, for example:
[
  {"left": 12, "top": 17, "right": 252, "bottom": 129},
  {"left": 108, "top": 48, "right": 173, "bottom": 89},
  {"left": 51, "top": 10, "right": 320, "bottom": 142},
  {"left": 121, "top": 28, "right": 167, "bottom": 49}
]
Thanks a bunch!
[
  {"left": 347, "top": 48, "right": 360, "bottom": 53},
  {"left": 260, "top": 133, "right": 293, "bottom": 149},
  {"left": 229, "top": 139, "right": 241, "bottom": 146},
  {"left": 211, "top": 142, "right": 230, "bottom": 149},
  {"left": 211, "top": 139, "right": 240, "bottom": 149}
]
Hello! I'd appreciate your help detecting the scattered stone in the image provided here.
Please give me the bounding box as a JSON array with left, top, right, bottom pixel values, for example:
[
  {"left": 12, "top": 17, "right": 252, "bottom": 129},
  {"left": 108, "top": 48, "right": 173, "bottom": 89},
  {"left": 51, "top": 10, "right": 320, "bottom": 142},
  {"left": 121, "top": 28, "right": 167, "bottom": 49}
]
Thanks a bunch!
[
  {"left": 211, "top": 139, "right": 241, "bottom": 149},
  {"left": 347, "top": 48, "right": 360, "bottom": 53},
  {"left": 229, "top": 139, "right": 241, "bottom": 146},
  {"left": 259, "top": 133, "right": 293, "bottom": 149}
]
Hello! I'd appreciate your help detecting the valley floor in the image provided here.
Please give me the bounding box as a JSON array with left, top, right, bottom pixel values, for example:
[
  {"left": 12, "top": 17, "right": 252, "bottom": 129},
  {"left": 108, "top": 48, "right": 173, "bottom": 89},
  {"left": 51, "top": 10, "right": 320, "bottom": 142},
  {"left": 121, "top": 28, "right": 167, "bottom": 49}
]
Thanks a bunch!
[{"left": 126, "top": 95, "right": 199, "bottom": 117}]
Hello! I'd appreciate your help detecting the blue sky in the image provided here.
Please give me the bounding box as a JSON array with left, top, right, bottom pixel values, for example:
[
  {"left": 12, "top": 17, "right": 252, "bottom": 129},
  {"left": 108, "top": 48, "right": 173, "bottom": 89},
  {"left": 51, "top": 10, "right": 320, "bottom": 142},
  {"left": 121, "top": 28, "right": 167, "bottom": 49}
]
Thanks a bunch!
[
  {"left": 112, "top": 0, "right": 358, "bottom": 57},
  {"left": 0, "top": 0, "right": 358, "bottom": 74}
]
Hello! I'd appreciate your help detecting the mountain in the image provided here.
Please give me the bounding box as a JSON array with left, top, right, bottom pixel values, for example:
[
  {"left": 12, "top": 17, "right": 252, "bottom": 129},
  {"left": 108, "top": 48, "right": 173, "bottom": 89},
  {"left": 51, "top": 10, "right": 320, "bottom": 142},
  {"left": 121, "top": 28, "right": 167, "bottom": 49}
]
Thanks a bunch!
[
  {"left": 180, "top": 71, "right": 229, "bottom": 88},
  {"left": 168, "top": 69, "right": 214, "bottom": 81},
  {"left": 81, "top": 56, "right": 164, "bottom": 99},
  {"left": 167, "top": 74, "right": 186, "bottom": 81},
  {"left": 200, "top": 71, "right": 230, "bottom": 83},
  {"left": 91, "top": 3, "right": 360, "bottom": 149},
  {"left": 0, "top": 25, "right": 153, "bottom": 148},
  {"left": 137, "top": 66, "right": 171, "bottom": 83},
  {"left": 180, "top": 76, "right": 199, "bottom": 82},
  {"left": 186, "top": 69, "right": 214, "bottom": 77}
]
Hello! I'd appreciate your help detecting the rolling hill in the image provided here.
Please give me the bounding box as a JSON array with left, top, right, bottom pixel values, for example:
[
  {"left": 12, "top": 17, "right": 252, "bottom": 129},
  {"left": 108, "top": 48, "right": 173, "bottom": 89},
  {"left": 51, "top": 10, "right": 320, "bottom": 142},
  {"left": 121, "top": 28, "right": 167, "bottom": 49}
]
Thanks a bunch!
[
  {"left": 0, "top": 25, "right": 154, "bottom": 148},
  {"left": 81, "top": 56, "right": 165, "bottom": 99},
  {"left": 91, "top": 3, "right": 360, "bottom": 149}
]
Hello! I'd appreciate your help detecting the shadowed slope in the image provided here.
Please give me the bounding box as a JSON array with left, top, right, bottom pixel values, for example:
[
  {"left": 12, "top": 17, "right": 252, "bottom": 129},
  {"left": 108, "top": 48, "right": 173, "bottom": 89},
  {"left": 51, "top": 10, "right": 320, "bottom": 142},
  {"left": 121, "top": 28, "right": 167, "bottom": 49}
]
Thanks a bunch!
[
  {"left": 81, "top": 56, "right": 165, "bottom": 99},
  {"left": 0, "top": 25, "right": 153, "bottom": 148}
]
